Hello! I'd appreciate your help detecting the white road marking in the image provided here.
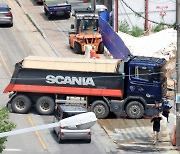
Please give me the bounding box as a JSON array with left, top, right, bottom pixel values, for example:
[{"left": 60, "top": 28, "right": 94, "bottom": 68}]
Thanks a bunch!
[{"left": 4, "top": 149, "right": 22, "bottom": 151}]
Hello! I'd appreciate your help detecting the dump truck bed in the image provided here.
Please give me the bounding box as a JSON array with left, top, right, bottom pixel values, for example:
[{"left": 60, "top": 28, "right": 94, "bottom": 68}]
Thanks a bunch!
[
  {"left": 4, "top": 57, "right": 124, "bottom": 97},
  {"left": 22, "top": 56, "right": 121, "bottom": 73}
]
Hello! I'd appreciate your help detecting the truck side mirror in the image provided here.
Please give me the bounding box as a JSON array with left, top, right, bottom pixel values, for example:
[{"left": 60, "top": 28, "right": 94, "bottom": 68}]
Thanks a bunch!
[{"left": 71, "top": 24, "right": 74, "bottom": 29}]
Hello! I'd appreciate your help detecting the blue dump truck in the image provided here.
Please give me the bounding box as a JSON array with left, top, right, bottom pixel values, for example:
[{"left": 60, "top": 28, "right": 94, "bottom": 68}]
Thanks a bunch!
[
  {"left": 4, "top": 56, "right": 167, "bottom": 119},
  {"left": 44, "top": 0, "right": 71, "bottom": 19}
]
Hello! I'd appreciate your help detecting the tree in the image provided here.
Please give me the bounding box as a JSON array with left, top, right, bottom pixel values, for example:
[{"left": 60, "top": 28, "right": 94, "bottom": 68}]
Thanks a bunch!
[{"left": 0, "top": 107, "right": 16, "bottom": 153}]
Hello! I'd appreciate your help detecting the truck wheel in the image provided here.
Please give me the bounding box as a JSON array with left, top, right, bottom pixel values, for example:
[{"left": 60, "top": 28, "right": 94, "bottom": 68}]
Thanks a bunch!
[
  {"left": 74, "top": 42, "right": 82, "bottom": 54},
  {"left": 97, "top": 42, "right": 104, "bottom": 54},
  {"left": 11, "top": 95, "right": 32, "bottom": 114},
  {"left": 65, "top": 13, "right": 70, "bottom": 19},
  {"left": 91, "top": 100, "right": 109, "bottom": 119},
  {"left": 36, "top": 96, "right": 55, "bottom": 115},
  {"left": 125, "top": 101, "right": 144, "bottom": 119}
]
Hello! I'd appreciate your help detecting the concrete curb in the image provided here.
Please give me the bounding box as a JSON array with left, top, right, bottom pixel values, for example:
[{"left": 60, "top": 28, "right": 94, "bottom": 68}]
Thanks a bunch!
[
  {"left": 14, "top": 0, "right": 61, "bottom": 57},
  {"left": 15, "top": 0, "right": 46, "bottom": 38}
]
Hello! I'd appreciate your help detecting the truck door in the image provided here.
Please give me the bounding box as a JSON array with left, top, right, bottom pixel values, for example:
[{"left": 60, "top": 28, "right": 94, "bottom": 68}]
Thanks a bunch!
[{"left": 128, "top": 66, "right": 159, "bottom": 103}]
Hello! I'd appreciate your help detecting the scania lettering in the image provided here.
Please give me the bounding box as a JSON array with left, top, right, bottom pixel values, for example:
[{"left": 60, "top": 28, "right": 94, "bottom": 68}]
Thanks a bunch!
[
  {"left": 46, "top": 75, "right": 95, "bottom": 86},
  {"left": 4, "top": 56, "right": 167, "bottom": 119}
]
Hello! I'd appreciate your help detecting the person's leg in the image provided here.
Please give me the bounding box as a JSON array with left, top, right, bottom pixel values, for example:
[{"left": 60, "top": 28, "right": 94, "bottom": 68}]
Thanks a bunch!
[
  {"left": 167, "top": 115, "right": 169, "bottom": 123},
  {"left": 153, "top": 131, "right": 158, "bottom": 144},
  {"left": 157, "top": 132, "right": 159, "bottom": 142}
]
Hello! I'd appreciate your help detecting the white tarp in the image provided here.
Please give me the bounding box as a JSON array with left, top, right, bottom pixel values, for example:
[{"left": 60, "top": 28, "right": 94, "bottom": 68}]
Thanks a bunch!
[{"left": 22, "top": 56, "right": 120, "bottom": 73}]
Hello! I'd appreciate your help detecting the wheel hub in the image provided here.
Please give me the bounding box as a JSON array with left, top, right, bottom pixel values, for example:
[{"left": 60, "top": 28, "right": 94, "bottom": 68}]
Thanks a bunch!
[
  {"left": 40, "top": 101, "right": 50, "bottom": 111},
  {"left": 130, "top": 105, "right": 140, "bottom": 115},
  {"left": 16, "top": 100, "right": 25, "bottom": 110},
  {"left": 94, "top": 105, "right": 105, "bottom": 115}
]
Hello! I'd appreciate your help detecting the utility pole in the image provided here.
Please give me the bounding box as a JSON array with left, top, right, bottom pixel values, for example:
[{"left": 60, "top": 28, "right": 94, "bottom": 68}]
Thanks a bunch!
[
  {"left": 115, "top": 0, "right": 118, "bottom": 32},
  {"left": 145, "top": 0, "right": 149, "bottom": 31},
  {"left": 176, "top": 0, "right": 180, "bottom": 150}
]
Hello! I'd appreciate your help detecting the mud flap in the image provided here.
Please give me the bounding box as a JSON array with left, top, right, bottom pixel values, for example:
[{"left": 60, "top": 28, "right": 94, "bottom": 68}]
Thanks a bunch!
[
  {"left": 6, "top": 93, "right": 16, "bottom": 112},
  {"left": 6, "top": 101, "right": 12, "bottom": 112},
  {"left": 109, "top": 101, "right": 123, "bottom": 113}
]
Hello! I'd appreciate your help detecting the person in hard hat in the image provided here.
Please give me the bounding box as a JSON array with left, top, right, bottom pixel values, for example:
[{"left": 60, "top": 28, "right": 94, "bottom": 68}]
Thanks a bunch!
[{"left": 90, "top": 46, "right": 99, "bottom": 59}]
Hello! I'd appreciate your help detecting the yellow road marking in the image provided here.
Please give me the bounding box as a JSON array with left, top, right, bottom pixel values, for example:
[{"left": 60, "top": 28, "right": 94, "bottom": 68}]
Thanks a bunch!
[{"left": 27, "top": 115, "right": 47, "bottom": 150}]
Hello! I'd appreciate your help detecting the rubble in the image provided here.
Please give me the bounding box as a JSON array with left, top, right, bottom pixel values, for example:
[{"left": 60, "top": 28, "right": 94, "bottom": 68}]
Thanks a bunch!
[{"left": 118, "top": 28, "right": 177, "bottom": 61}]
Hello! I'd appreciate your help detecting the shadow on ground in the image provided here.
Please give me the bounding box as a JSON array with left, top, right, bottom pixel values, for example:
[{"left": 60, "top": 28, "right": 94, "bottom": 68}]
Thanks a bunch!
[{"left": 117, "top": 142, "right": 167, "bottom": 153}]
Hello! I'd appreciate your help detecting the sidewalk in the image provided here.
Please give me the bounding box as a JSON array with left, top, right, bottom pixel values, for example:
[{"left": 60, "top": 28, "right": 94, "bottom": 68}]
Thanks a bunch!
[{"left": 99, "top": 114, "right": 179, "bottom": 154}]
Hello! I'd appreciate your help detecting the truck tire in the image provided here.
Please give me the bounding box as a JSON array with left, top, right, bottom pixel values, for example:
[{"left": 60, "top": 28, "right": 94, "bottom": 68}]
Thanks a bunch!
[
  {"left": 11, "top": 95, "right": 32, "bottom": 114},
  {"left": 65, "top": 13, "right": 70, "bottom": 19},
  {"left": 97, "top": 42, "right": 104, "bottom": 54},
  {"left": 125, "top": 101, "right": 144, "bottom": 119},
  {"left": 35, "top": 96, "right": 55, "bottom": 115},
  {"left": 91, "top": 100, "right": 109, "bottom": 119},
  {"left": 74, "top": 42, "right": 82, "bottom": 54}
]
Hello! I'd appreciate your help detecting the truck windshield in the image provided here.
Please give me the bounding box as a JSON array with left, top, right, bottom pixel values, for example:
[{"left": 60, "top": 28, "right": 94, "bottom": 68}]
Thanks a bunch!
[
  {"left": 78, "top": 19, "right": 98, "bottom": 32},
  {"left": 131, "top": 65, "right": 167, "bottom": 83},
  {"left": 131, "top": 66, "right": 153, "bottom": 82}
]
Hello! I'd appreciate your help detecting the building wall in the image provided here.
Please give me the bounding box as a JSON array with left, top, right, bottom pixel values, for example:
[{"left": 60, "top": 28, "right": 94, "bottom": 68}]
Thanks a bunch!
[{"left": 111, "top": 0, "right": 176, "bottom": 31}]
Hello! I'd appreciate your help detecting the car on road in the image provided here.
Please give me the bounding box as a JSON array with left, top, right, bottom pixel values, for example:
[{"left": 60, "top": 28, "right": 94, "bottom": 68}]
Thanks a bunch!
[
  {"left": 44, "top": 0, "right": 71, "bottom": 19},
  {"left": 0, "top": 3, "right": 13, "bottom": 27},
  {"left": 53, "top": 104, "right": 91, "bottom": 143}
]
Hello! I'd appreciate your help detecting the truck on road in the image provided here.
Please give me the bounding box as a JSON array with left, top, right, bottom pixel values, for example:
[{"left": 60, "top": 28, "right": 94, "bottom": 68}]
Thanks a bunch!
[
  {"left": 4, "top": 56, "right": 167, "bottom": 119},
  {"left": 44, "top": 0, "right": 71, "bottom": 19}
]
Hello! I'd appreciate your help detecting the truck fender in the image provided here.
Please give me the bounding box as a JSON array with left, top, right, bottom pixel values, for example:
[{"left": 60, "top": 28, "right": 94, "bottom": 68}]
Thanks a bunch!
[{"left": 102, "top": 96, "right": 110, "bottom": 105}]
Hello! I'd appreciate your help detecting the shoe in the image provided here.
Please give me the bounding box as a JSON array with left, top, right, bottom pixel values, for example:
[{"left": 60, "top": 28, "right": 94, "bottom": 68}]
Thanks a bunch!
[{"left": 153, "top": 141, "right": 157, "bottom": 145}]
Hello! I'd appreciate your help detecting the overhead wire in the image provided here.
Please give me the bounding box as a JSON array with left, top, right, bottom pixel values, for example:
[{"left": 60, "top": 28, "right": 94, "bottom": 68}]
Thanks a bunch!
[
  {"left": 119, "top": 0, "right": 133, "bottom": 27},
  {"left": 0, "top": 70, "right": 168, "bottom": 81}
]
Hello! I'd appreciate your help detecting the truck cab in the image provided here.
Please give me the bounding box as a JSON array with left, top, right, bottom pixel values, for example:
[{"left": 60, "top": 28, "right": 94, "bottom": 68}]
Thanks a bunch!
[{"left": 122, "top": 56, "right": 167, "bottom": 118}]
